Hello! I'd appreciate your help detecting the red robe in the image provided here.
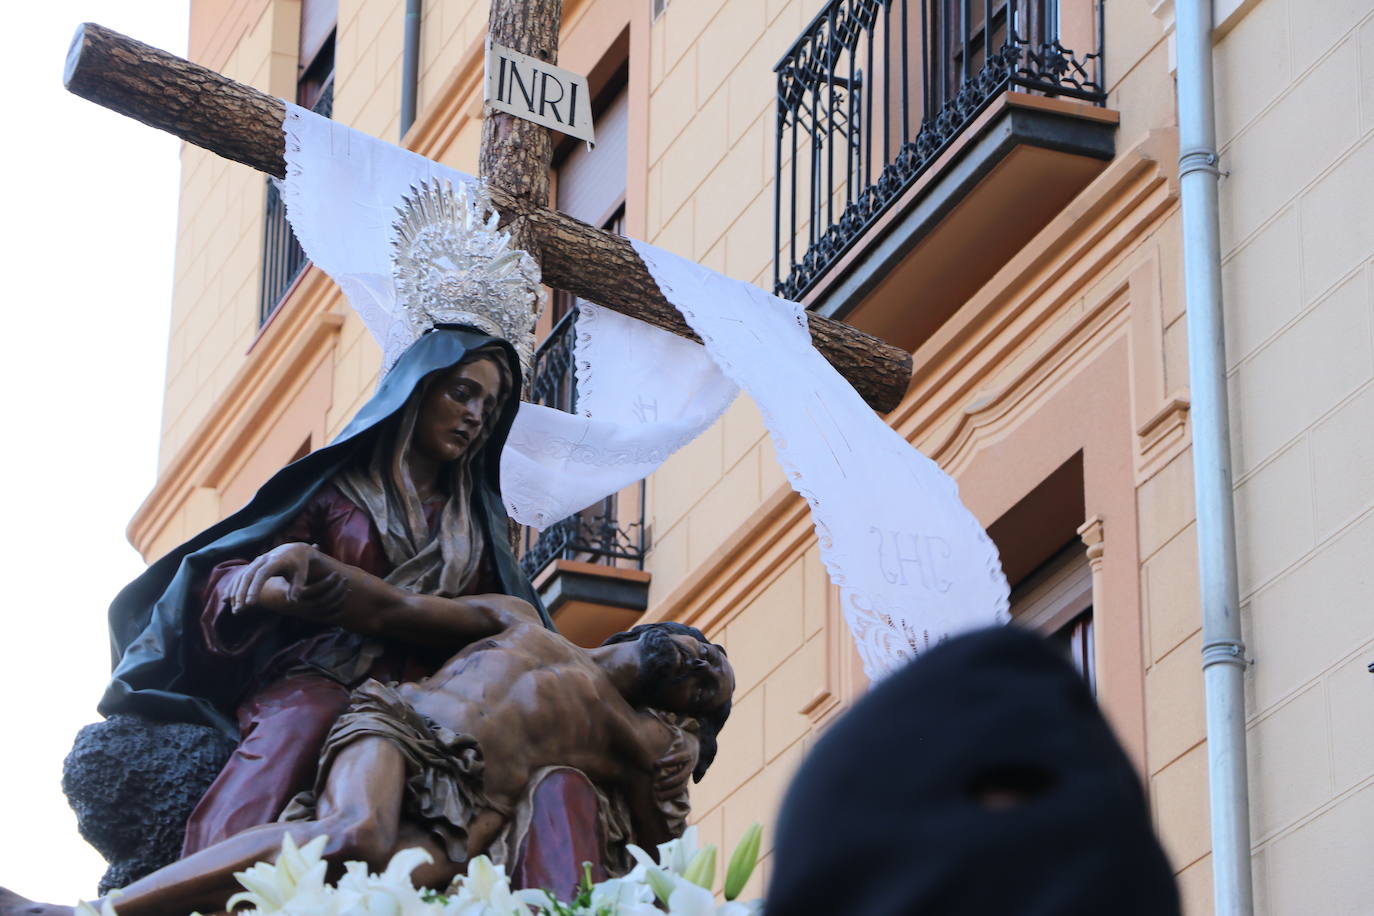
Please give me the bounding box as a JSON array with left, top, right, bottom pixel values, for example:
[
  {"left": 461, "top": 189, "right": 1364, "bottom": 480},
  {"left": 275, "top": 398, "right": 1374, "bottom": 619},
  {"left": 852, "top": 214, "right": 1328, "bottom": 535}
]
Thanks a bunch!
[
  {"left": 183, "top": 486, "right": 608, "bottom": 893},
  {"left": 182, "top": 483, "right": 480, "bottom": 853}
]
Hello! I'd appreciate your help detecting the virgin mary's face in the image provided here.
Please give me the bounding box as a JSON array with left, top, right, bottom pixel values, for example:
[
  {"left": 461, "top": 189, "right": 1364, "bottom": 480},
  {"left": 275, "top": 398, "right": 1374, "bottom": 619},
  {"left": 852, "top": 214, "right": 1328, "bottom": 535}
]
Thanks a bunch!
[{"left": 413, "top": 357, "right": 505, "bottom": 464}]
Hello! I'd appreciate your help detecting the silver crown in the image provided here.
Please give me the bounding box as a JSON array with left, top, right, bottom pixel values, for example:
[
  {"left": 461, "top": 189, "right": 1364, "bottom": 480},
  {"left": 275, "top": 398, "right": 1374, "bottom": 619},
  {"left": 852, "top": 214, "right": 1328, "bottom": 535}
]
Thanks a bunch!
[{"left": 390, "top": 179, "right": 541, "bottom": 377}]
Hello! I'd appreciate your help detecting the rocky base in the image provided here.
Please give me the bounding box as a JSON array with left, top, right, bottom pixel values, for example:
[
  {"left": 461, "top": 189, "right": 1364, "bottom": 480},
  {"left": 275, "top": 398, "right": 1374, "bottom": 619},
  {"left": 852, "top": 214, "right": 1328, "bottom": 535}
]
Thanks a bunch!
[{"left": 62, "top": 716, "right": 235, "bottom": 895}]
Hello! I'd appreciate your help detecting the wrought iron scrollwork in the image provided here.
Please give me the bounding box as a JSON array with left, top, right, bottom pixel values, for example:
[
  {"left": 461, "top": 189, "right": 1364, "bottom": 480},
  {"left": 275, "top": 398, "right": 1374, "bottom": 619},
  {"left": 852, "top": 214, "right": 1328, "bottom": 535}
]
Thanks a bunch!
[
  {"left": 773, "top": 0, "right": 1108, "bottom": 301},
  {"left": 519, "top": 508, "right": 647, "bottom": 580}
]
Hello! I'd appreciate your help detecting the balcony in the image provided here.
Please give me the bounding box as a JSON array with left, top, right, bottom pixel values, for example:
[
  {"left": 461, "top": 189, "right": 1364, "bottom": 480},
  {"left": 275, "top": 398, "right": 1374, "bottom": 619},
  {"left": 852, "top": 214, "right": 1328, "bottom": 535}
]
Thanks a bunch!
[
  {"left": 520, "top": 307, "right": 651, "bottom": 646},
  {"left": 258, "top": 75, "right": 334, "bottom": 326},
  {"left": 774, "top": 0, "right": 1116, "bottom": 348}
]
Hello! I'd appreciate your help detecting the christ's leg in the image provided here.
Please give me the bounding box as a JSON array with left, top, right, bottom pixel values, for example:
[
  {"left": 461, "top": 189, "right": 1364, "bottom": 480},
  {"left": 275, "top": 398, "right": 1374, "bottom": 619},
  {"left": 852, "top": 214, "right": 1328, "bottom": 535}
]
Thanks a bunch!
[{"left": 0, "top": 739, "right": 409, "bottom": 916}]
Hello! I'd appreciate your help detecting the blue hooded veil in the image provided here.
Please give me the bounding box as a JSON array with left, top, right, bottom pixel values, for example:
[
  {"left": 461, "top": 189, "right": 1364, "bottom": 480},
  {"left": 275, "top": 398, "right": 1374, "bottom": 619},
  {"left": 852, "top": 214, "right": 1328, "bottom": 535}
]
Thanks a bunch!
[{"left": 99, "top": 327, "right": 552, "bottom": 739}]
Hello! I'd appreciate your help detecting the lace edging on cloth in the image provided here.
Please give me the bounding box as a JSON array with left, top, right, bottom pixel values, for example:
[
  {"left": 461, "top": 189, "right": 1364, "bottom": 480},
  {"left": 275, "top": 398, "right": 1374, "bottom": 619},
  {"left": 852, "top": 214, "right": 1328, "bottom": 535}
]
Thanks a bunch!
[
  {"left": 280, "top": 104, "right": 738, "bottom": 533},
  {"left": 630, "top": 240, "right": 1010, "bottom": 681}
]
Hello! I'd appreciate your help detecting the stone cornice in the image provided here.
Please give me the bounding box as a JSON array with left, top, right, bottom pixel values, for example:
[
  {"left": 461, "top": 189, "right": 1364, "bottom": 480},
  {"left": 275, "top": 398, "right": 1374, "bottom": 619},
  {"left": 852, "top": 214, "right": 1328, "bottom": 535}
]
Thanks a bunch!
[{"left": 894, "top": 129, "right": 1180, "bottom": 452}]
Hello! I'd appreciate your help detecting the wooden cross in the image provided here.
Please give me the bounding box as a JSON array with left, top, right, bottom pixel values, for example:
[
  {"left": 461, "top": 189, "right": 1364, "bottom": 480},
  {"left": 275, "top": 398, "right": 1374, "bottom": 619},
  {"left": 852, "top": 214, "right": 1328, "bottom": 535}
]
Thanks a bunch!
[{"left": 63, "top": 13, "right": 912, "bottom": 414}]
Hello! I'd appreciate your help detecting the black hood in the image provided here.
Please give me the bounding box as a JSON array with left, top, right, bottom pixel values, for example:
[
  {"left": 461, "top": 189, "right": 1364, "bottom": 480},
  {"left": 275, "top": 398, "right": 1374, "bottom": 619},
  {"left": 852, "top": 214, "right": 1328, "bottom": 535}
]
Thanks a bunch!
[{"left": 766, "top": 626, "right": 1180, "bottom": 915}]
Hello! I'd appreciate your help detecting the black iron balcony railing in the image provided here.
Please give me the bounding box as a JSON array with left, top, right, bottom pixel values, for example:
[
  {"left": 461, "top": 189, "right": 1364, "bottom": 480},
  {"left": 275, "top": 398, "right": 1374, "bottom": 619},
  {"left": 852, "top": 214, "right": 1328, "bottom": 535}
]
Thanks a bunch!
[
  {"left": 258, "top": 75, "right": 335, "bottom": 326},
  {"left": 519, "top": 503, "right": 649, "bottom": 580},
  {"left": 773, "top": 0, "right": 1106, "bottom": 300},
  {"left": 520, "top": 306, "right": 648, "bottom": 580}
]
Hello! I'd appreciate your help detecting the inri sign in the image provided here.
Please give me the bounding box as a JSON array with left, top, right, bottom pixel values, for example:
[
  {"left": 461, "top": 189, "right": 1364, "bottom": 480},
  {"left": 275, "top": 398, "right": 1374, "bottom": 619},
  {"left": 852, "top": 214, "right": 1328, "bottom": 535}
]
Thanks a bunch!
[{"left": 484, "top": 41, "right": 595, "bottom": 146}]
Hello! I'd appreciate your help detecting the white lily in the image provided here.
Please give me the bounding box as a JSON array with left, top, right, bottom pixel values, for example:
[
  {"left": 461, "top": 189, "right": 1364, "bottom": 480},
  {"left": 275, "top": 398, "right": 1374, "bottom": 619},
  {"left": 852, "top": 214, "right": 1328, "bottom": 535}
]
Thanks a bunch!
[
  {"left": 328, "top": 847, "right": 449, "bottom": 916},
  {"left": 75, "top": 890, "right": 121, "bottom": 916},
  {"left": 588, "top": 875, "right": 655, "bottom": 910},
  {"left": 443, "top": 855, "right": 533, "bottom": 916},
  {"left": 603, "top": 903, "right": 663, "bottom": 916},
  {"left": 655, "top": 825, "right": 700, "bottom": 876},
  {"left": 382, "top": 847, "right": 436, "bottom": 886},
  {"left": 227, "top": 834, "right": 330, "bottom": 912},
  {"left": 622, "top": 849, "right": 676, "bottom": 906},
  {"left": 335, "top": 860, "right": 379, "bottom": 896},
  {"left": 85, "top": 829, "right": 769, "bottom": 916},
  {"left": 664, "top": 878, "right": 717, "bottom": 916},
  {"left": 625, "top": 829, "right": 708, "bottom": 906}
]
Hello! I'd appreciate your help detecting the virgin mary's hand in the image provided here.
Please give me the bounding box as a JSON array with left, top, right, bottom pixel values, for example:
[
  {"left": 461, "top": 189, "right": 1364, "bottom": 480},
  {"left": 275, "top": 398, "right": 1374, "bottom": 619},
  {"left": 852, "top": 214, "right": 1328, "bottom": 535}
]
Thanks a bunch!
[
  {"left": 231, "top": 542, "right": 325, "bottom": 614},
  {"left": 250, "top": 570, "right": 351, "bottom": 619}
]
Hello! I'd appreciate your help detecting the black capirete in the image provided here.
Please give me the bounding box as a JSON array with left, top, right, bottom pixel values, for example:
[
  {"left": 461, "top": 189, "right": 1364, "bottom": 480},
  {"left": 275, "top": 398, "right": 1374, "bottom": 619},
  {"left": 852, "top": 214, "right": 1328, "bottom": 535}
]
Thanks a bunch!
[{"left": 766, "top": 626, "right": 1181, "bottom": 916}]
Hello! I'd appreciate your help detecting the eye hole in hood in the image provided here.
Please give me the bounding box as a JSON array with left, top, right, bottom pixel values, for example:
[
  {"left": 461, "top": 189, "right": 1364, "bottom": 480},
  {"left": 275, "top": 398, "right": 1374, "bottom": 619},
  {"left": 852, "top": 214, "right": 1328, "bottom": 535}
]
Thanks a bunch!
[{"left": 965, "top": 761, "right": 1058, "bottom": 810}]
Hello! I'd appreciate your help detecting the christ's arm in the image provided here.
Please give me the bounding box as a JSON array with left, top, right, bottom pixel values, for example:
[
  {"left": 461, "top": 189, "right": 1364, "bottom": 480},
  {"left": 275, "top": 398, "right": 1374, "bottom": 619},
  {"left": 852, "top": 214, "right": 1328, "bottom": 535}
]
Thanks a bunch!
[{"left": 229, "top": 542, "right": 540, "bottom": 647}]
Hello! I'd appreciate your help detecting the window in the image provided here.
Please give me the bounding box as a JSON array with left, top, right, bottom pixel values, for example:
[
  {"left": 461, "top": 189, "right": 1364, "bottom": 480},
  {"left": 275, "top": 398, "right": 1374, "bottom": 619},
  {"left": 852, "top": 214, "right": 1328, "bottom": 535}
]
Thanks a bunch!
[
  {"left": 258, "top": 0, "right": 338, "bottom": 326},
  {"left": 297, "top": 0, "right": 337, "bottom": 112},
  {"left": 988, "top": 453, "right": 1095, "bottom": 691},
  {"left": 772, "top": 0, "right": 1105, "bottom": 300},
  {"left": 1010, "top": 540, "right": 1095, "bottom": 693}
]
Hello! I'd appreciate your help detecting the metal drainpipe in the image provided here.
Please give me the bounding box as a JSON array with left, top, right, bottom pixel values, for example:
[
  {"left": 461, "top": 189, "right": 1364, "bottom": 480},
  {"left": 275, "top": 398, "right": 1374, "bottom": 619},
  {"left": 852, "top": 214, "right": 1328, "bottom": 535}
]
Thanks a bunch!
[
  {"left": 400, "top": 0, "right": 421, "bottom": 138},
  {"left": 1174, "top": 1, "right": 1254, "bottom": 913}
]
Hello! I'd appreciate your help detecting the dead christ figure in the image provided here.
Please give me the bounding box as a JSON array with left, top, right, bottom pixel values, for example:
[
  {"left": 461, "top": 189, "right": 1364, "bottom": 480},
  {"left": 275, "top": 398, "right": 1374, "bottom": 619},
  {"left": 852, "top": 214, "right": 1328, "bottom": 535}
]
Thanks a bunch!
[{"left": 2, "top": 557, "right": 733, "bottom": 916}]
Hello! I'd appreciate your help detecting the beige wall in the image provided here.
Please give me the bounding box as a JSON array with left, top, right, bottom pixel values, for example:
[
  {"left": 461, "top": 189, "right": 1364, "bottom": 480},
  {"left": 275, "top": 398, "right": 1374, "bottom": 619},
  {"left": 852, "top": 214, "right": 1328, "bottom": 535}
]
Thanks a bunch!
[
  {"left": 148, "top": 0, "right": 1374, "bottom": 911},
  {"left": 164, "top": 0, "right": 297, "bottom": 467},
  {"left": 1212, "top": 1, "right": 1374, "bottom": 912},
  {"left": 636, "top": 1, "right": 1190, "bottom": 903}
]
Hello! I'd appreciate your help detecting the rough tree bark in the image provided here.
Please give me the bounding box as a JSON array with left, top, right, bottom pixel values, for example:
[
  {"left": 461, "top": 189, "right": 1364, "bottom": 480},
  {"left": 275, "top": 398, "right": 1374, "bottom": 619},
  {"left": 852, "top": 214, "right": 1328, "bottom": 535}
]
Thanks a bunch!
[
  {"left": 479, "top": 0, "right": 562, "bottom": 260},
  {"left": 65, "top": 22, "right": 288, "bottom": 179},
  {"left": 64, "top": 22, "right": 913, "bottom": 413}
]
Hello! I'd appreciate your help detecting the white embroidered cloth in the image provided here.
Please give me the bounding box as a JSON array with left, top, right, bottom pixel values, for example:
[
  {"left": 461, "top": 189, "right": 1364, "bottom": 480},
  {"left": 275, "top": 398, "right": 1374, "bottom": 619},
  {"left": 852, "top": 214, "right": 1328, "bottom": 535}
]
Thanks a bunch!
[
  {"left": 280, "top": 103, "right": 734, "bottom": 531},
  {"left": 630, "top": 241, "right": 1010, "bottom": 678},
  {"left": 503, "top": 302, "right": 736, "bottom": 528},
  {"left": 281, "top": 102, "right": 1008, "bottom": 677}
]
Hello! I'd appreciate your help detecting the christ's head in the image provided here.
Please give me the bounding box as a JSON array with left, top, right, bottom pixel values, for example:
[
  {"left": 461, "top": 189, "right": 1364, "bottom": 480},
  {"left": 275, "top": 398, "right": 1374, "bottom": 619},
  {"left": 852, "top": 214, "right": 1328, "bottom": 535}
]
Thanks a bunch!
[{"left": 603, "top": 622, "right": 734, "bottom": 782}]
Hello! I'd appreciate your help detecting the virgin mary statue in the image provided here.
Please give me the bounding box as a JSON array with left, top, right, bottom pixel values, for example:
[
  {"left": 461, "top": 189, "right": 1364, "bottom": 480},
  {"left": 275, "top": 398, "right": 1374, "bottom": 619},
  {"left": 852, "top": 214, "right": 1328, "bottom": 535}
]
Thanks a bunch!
[{"left": 95, "top": 180, "right": 553, "bottom": 859}]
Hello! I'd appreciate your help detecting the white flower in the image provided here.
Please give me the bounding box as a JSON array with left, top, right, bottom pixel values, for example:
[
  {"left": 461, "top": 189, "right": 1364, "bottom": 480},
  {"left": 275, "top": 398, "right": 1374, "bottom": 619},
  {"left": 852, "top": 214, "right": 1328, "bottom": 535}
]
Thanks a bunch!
[
  {"left": 83, "top": 829, "right": 767, "bottom": 916},
  {"left": 227, "top": 834, "right": 331, "bottom": 913},
  {"left": 655, "top": 825, "right": 700, "bottom": 876},
  {"left": 664, "top": 878, "right": 716, "bottom": 916},
  {"left": 329, "top": 847, "right": 455, "bottom": 916},
  {"left": 75, "top": 890, "right": 121, "bottom": 916},
  {"left": 604, "top": 903, "right": 663, "bottom": 916},
  {"left": 442, "top": 855, "right": 535, "bottom": 916},
  {"left": 626, "top": 826, "right": 710, "bottom": 907},
  {"left": 588, "top": 875, "right": 655, "bottom": 910}
]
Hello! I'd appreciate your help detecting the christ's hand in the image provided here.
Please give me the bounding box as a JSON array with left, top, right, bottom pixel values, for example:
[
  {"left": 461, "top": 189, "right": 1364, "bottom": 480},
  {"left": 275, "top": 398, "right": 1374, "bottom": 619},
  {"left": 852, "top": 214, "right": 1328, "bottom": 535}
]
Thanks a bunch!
[{"left": 653, "top": 741, "right": 698, "bottom": 800}]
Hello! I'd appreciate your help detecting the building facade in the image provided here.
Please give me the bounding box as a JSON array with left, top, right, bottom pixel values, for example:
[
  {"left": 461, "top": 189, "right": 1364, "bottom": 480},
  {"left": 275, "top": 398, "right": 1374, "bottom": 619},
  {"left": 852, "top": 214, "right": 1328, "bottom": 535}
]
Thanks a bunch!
[{"left": 139, "top": 0, "right": 1374, "bottom": 910}]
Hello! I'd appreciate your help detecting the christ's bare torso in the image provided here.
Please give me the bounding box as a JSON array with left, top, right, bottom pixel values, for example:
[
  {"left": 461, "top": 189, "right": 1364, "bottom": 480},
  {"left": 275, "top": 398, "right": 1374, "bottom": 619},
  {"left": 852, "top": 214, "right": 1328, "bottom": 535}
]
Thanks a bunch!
[{"left": 397, "top": 620, "right": 671, "bottom": 808}]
